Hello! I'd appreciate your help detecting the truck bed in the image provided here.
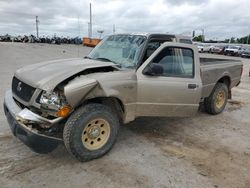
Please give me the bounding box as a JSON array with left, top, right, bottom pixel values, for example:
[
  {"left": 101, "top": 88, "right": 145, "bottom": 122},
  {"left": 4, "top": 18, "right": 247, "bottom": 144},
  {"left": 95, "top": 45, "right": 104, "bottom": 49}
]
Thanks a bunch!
[{"left": 200, "top": 57, "right": 242, "bottom": 99}]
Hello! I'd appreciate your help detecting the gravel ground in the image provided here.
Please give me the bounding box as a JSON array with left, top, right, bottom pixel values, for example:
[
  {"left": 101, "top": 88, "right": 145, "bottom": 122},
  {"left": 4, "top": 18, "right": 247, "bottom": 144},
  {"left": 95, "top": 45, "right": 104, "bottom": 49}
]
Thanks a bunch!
[{"left": 0, "top": 42, "right": 249, "bottom": 188}]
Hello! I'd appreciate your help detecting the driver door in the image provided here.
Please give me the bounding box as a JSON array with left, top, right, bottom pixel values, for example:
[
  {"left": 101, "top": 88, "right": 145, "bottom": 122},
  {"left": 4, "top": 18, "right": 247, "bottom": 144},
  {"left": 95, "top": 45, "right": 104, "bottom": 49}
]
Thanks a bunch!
[{"left": 136, "top": 42, "right": 202, "bottom": 117}]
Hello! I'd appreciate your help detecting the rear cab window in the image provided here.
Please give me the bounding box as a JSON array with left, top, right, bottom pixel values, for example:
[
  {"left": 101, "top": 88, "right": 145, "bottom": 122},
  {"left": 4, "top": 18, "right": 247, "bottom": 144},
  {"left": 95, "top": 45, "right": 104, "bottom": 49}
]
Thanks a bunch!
[{"left": 179, "top": 39, "right": 193, "bottom": 44}]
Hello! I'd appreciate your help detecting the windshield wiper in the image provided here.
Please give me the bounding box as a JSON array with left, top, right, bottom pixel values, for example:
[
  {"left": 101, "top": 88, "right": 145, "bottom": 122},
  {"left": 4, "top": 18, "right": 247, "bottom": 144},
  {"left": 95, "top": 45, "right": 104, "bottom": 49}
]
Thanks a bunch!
[
  {"left": 95, "top": 57, "right": 114, "bottom": 62},
  {"left": 84, "top": 56, "right": 92, "bottom": 59},
  {"left": 94, "top": 57, "right": 122, "bottom": 67}
]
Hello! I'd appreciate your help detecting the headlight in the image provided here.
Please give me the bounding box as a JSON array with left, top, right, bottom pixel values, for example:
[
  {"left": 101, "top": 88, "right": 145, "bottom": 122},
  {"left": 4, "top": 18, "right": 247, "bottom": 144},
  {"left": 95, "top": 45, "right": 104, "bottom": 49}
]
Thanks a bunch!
[
  {"left": 40, "top": 91, "right": 62, "bottom": 110},
  {"left": 40, "top": 91, "right": 71, "bottom": 117}
]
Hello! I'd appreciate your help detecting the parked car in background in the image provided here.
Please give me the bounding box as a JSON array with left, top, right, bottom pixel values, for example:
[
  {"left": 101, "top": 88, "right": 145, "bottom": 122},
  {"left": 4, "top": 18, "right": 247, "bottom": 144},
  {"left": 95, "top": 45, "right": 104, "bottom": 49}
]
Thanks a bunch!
[
  {"left": 197, "top": 43, "right": 211, "bottom": 53},
  {"left": 0, "top": 34, "right": 12, "bottom": 42},
  {"left": 0, "top": 33, "right": 83, "bottom": 45},
  {"left": 197, "top": 44, "right": 203, "bottom": 52},
  {"left": 203, "top": 44, "right": 212, "bottom": 52},
  {"left": 238, "top": 47, "right": 247, "bottom": 56},
  {"left": 224, "top": 45, "right": 242, "bottom": 56},
  {"left": 241, "top": 47, "right": 250, "bottom": 58},
  {"left": 210, "top": 45, "right": 226, "bottom": 54}
]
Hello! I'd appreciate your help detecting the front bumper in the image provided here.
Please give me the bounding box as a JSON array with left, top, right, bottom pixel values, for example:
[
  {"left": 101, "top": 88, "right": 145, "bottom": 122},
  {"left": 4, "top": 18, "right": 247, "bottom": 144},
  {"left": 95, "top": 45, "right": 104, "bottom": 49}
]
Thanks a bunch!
[
  {"left": 242, "top": 53, "right": 250, "bottom": 57},
  {"left": 3, "top": 90, "right": 63, "bottom": 153},
  {"left": 225, "top": 50, "right": 238, "bottom": 55}
]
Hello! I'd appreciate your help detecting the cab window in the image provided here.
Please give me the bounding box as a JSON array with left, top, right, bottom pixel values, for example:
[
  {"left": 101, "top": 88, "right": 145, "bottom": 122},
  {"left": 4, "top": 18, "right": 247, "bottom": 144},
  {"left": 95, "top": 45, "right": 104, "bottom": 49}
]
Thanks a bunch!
[{"left": 152, "top": 47, "right": 194, "bottom": 78}]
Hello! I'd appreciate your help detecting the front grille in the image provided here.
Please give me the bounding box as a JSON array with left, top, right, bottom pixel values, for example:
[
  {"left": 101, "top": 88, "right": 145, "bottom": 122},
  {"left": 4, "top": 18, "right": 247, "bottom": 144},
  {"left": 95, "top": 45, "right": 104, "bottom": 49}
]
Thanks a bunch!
[{"left": 12, "top": 77, "right": 35, "bottom": 102}]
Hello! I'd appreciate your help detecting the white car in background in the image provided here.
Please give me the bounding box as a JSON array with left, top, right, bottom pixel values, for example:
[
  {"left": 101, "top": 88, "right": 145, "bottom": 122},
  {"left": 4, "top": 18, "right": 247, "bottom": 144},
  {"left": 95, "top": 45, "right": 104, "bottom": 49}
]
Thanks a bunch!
[
  {"left": 224, "top": 46, "right": 242, "bottom": 56},
  {"left": 197, "top": 43, "right": 211, "bottom": 53}
]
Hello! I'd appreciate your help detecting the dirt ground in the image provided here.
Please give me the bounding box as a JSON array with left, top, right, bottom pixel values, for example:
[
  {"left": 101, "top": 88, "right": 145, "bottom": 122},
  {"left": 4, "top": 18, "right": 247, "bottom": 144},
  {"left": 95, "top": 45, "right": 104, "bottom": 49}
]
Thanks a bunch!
[{"left": 0, "top": 42, "right": 249, "bottom": 188}]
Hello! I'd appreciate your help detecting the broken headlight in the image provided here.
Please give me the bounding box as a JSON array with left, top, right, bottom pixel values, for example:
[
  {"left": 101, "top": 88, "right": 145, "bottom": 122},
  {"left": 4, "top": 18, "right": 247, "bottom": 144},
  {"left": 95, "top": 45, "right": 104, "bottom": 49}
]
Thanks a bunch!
[{"left": 40, "top": 91, "right": 71, "bottom": 117}]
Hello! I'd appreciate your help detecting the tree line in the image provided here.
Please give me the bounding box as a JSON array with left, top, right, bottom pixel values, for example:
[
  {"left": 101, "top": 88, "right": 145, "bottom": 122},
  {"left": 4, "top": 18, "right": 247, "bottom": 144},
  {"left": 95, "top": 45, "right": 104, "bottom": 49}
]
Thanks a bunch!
[{"left": 193, "top": 34, "right": 250, "bottom": 44}]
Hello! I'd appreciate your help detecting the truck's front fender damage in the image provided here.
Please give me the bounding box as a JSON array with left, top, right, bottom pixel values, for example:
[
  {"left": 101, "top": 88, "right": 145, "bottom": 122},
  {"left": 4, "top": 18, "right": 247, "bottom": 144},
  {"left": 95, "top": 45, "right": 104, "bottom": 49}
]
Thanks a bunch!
[
  {"left": 63, "top": 75, "right": 136, "bottom": 124},
  {"left": 64, "top": 76, "right": 98, "bottom": 107}
]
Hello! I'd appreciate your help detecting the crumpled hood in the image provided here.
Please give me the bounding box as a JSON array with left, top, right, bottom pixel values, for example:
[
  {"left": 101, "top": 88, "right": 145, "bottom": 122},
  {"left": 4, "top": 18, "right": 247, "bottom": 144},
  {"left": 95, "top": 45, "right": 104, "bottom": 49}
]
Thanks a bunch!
[{"left": 15, "top": 58, "right": 115, "bottom": 91}]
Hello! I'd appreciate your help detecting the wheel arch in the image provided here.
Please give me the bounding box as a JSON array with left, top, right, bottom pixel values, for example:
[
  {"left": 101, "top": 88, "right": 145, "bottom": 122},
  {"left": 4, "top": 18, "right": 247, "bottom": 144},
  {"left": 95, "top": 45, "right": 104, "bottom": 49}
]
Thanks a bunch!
[
  {"left": 81, "top": 96, "right": 125, "bottom": 123},
  {"left": 216, "top": 75, "right": 231, "bottom": 99},
  {"left": 217, "top": 75, "right": 231, "bottom": 88}
]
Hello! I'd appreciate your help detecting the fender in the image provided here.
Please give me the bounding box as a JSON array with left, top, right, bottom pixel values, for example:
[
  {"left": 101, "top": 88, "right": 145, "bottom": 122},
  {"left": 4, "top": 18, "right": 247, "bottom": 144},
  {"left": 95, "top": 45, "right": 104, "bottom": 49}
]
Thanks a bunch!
[{"left": 64, "top": 76, "right": 98, "bottom": 107}]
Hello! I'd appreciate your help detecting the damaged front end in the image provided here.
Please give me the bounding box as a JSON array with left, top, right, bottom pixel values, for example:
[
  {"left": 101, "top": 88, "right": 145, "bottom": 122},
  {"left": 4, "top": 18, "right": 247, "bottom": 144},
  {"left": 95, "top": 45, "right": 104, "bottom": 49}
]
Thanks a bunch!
[
  {"left": 4, "top": 90, "right": 64, "bottom": 153},
  {"left": 39, "top": 90, "right": 72, "bottom": 121},
  {"left": 4, "top": 59, "right": 118, "bottom": 153},
  {"left": 4, "top": 76, "right": 99, "bottom": 154}
]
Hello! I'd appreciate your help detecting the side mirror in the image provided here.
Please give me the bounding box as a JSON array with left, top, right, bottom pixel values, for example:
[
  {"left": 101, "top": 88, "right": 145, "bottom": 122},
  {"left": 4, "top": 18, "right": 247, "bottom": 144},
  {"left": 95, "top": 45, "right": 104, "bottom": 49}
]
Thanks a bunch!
[{"left": 143, "top": 63, "right": 164, "bottom": 76}]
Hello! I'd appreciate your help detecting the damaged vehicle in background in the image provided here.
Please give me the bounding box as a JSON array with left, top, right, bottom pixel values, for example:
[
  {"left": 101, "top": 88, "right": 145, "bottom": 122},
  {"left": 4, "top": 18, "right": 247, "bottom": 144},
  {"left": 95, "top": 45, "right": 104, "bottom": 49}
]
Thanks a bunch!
[
  {"left": 224, "top": 45, "right": 242, "bottom": 56},
  {"left": 210, "top": 45, "right": 227, "bottom": 54},
  {"left": 4, "top": 33, "right": 243, "bottom": 162}
]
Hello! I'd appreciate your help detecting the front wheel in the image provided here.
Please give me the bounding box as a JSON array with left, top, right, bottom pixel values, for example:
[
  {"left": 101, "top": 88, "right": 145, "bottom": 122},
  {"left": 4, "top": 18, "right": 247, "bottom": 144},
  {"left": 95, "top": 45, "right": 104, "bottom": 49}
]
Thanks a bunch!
[
  {"left": 204, "top": 83, "right": 228, "bottom": 115},
  {"left": 63, "top": 103, "right": 119, "bottom": 161}
]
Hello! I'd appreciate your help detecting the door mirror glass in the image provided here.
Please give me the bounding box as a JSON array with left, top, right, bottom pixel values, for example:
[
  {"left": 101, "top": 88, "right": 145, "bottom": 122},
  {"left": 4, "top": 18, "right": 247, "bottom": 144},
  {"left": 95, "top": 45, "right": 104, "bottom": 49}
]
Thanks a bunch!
[{"left": 143, "top": 63, "right": 164, "bottom": 76}]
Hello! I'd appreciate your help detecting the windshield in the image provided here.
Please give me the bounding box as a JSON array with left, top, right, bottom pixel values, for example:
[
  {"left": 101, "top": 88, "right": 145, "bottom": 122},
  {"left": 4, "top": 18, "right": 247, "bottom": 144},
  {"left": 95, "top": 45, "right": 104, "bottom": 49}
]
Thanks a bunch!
[{"left": 88, "top": 35, "right": 146, "bottom": 68}]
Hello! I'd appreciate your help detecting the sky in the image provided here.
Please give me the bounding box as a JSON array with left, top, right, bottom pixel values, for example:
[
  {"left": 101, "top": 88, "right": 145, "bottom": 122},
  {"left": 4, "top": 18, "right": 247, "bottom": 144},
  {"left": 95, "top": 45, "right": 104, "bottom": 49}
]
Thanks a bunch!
[{"left": 0, "top": 0, "right": 249, "bottom": 40}]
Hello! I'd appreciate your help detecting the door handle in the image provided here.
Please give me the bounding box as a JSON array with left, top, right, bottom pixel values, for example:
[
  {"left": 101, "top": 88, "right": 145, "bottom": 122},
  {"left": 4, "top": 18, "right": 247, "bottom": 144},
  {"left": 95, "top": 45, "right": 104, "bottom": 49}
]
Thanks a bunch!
[{"left": 188, "top": 84, "right": 198, "bottom": 89}]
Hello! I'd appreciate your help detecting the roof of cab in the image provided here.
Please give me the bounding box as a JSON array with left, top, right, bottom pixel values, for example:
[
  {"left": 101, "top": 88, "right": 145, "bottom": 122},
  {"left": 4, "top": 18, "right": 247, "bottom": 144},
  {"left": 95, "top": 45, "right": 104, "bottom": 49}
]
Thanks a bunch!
[{"left": 111, "top": 33, "right": 191, "bottom": 40}]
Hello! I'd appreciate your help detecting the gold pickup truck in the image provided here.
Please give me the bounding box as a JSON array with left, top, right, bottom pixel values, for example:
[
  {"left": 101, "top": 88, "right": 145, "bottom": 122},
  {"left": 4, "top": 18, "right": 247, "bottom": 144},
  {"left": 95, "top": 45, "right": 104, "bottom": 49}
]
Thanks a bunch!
[{"left": 4, "top": 33, "right": 243, "bottom": 161}]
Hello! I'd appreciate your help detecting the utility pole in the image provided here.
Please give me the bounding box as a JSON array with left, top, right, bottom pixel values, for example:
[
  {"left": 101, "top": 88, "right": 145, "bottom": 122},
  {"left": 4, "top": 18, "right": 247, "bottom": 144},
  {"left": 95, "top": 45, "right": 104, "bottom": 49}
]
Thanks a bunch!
[
  {"left": 89, "top": 3, "right": 92, "bottom": 39},
  {"left": 35, "top": 16, "right": 39, "bottom": 38},
  {"left": 113, "top": 24, "right": 116, "bottom": 34},
  {"left": 201, "top": 28, "right": 205, "bottom": 42},
  {"left": 193, "top": 29, "right": 205, "bottom": 42},
  {"left": 88, "top": 22, "right": 90, "bottom": 38}
]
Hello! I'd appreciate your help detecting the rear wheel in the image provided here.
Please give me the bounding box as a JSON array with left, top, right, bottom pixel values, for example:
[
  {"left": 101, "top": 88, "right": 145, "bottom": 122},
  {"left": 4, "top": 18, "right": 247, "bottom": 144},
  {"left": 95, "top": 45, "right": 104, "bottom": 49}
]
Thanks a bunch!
[
  {"left": 204, "top": 83, "right": 228, "bottom": 115},
  {"left": 63, "top": 103, "right": 119, "bottom": 161}
]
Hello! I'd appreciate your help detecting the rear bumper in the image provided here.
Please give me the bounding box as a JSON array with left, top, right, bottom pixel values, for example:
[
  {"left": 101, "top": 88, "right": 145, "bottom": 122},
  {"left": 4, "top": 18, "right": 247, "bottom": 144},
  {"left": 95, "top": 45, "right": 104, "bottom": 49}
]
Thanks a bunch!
[{"left": 3, "top": 90, "right": 63, "bottom": 153}]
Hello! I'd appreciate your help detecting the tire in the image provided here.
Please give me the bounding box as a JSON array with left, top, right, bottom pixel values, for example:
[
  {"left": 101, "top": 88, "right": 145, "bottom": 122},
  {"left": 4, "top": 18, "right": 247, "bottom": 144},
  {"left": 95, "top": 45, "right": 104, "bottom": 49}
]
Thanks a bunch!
[
  {"left": 204, "top": 83, "right": 228, "bottom": 115},
  {"left": 63, "top": 103, "right": 119, "bottom": 162}
]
